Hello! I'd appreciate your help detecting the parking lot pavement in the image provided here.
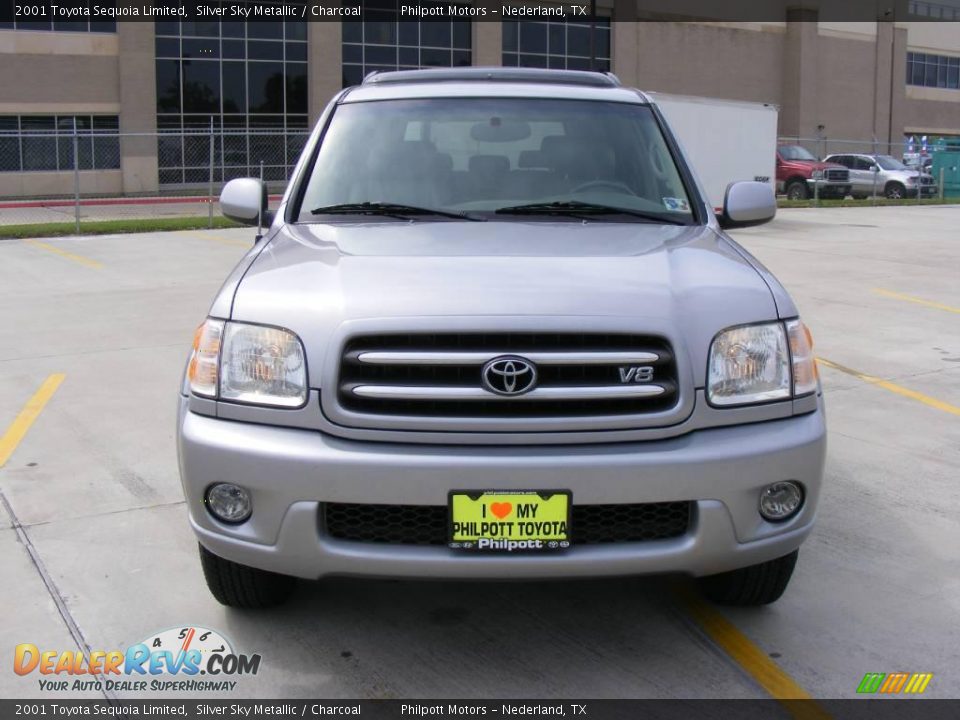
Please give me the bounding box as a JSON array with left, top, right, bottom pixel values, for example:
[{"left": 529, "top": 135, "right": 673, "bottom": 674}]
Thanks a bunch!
[{"left": 1, "top": 208, "right": 957, "bottom": 701}]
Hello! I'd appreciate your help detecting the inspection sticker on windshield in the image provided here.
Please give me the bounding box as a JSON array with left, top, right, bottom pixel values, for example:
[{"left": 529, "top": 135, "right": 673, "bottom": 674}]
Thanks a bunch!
[
  {"left": 449, "top": 491, "right": 571, "bottom": 552},
  {"left": 662, "top": 197, "right": 690, "bottom": 212}
]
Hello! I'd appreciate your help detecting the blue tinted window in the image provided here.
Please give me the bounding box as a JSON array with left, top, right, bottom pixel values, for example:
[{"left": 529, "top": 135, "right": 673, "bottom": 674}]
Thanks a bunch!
[
  {"left": 504, "top": 19, "right": 611, "bottom": 71},
  {"left": 154, "top": 17, "right": 309, "bottom": 185},
  {"left": 342, "top": 4, "right": 473, "bottom": 88}
]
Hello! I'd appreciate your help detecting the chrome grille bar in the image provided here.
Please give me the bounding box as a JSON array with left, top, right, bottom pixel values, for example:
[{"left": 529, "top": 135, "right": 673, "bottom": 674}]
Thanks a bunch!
[
  {"left": 355, "top": 350, "right": 660, "bottom": 365},
  {"left": 350, "top": 384, "right": 667, "bottom": 401}
]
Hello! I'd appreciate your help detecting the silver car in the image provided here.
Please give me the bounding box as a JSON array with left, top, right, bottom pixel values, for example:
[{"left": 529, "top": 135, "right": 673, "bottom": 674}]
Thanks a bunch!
[
  {"left": 178, "top": 68, "right": 826, "bottom": 609},
  {"left": 824, "top": 153, "right": 938, "bottom": 199}
]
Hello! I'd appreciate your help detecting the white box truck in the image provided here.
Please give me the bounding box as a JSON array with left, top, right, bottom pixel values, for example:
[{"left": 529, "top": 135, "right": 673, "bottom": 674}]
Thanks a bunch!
[{"left": 650, "top": 93, "right": 779, "bottom": 212}]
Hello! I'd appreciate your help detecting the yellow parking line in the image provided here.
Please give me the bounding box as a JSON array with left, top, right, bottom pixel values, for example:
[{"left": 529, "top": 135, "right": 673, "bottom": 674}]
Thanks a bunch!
[
  {"left": 873, "top": 288, "right": 960, "bottom": 315},
  {"left": 25, "top": 240, "right": 103, "bottom": 269},
  {"left": 0, "top": 374, "right": 65, "bottom": 468},
  {"left": 817, "top": 357, "right": 960, "bottom": 416},
  {"left": 681, "top": 590, "right": 831, "bottom": 718}
]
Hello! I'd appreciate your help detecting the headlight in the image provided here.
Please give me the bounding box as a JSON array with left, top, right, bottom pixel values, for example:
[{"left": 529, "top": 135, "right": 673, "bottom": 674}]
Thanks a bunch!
[
  {"left": 812, "top": 170, "right": 824, "bottom": 180},
  {"left": 707, "top": 322, "right": 791, "bottom": 406},
  {"left": 187, "top": 319, "right": 307, "bottom": 407},
  {"left": 905, "top": 176, "right": 917, "bottom": 184},
  {"left": 708, "top": 320, "right": 818, "bottom": 406}
]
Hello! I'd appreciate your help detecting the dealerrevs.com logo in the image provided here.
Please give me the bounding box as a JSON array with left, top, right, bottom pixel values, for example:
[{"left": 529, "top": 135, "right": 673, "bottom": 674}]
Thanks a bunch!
[{"left": 14, "top": 626, "right": 260, "bottom": 693}]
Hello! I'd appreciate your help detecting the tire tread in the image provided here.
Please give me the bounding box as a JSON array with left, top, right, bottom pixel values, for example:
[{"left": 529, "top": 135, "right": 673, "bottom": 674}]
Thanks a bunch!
[
  {"left": 698, "top": 550, "right": 798, "bottom": 606},
  {"left": 199, "top": 544, "right": 296, "bottom": 609}
]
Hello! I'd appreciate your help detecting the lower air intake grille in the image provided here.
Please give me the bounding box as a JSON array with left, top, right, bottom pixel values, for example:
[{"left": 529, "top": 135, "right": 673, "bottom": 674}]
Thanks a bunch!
[{"left": 323, "top": 501, "right": 692, "bottom": 546}]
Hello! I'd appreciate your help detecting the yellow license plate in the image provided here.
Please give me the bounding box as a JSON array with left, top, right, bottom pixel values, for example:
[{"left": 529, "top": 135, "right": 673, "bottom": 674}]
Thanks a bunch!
[{"left": 449, "top": 491, "right": 571, "bottom": 551}]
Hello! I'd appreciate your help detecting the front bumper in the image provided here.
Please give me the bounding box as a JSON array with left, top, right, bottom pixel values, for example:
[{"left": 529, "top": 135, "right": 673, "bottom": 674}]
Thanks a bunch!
[
  {"left": 806, "top": 179, "right": 851, "bottom": 196},
  {"left": 177, "top": 398, "right": 826, "bottom": 580}
]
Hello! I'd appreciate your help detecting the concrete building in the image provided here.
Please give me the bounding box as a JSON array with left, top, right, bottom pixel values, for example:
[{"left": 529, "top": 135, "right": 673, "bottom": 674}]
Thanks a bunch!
[{"left": 1, "top": 5, "right": 959, "bottom": 197}]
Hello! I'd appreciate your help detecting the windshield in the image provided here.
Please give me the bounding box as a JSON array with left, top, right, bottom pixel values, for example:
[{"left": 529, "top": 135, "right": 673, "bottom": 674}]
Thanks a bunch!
[
  {"left": 875, "top": 155, "right": 909, "bottom": 171},
  {"left": 779, "top": 145, "right": 817, "bottom": 161},
  {"left": 297, "top": 98, "right": 695, "bottom": 223}
]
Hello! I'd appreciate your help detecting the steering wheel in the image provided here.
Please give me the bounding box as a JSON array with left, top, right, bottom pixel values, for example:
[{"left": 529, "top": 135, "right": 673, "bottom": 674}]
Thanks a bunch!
[{"left": 570, "top": 179, "right": 636, "bottom": 195}]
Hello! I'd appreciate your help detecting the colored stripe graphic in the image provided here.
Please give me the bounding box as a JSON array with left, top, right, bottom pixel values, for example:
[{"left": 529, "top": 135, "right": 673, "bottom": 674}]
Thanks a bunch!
[
  {"left": 857, "top": 672, "right": 933, "bottom": 694},
  {"left": 880, "top": 672, "right": 909, "bottom": 693},
  {"left": 905, "top": 674, "right": 934, "bottom": 694},
  {"left": 856, "top": 673, "right": 885, "bottom": 693}
]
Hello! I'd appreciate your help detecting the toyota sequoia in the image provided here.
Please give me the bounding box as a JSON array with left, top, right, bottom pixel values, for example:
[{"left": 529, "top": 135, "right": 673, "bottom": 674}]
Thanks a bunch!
[{"left": 178, "top": 68, "right": 826, "bottom": 609}]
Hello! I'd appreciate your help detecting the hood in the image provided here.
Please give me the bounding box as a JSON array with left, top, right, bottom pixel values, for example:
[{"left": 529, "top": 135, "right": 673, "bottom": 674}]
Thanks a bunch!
[
  {"left": 782, "top": 158, "right": 843, "bottom": 171},
  {"left": 229, "top": 220, "right": 779, "bottom": 387}
]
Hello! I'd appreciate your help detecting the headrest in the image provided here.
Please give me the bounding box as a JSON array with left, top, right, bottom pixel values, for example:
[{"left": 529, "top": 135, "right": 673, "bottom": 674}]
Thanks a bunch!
[
  {"left": 469, "top": 155, "right": 510, "bottom": 175},
  {"left": 518, "top": 150, "right": 547, "bottom": 168},
  {"left": 383, "top": 141, "right": 439, "bottom": 173},
  {"left": 539, "top": 135, "right": 581, "bottom": 170}
]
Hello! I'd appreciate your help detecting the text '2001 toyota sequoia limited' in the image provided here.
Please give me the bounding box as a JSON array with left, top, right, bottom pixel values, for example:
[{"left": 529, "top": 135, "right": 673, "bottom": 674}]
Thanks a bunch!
[{"left": 178, "top": 68, "right": 826, "bottom": 609}]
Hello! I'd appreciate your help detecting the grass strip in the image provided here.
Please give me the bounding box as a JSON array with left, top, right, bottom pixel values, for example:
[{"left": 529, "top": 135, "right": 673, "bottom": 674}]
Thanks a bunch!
[
  {"left": 0, "top": 216, "right": 243, "bottom": 239},
  {"left": 777, "top": 197, "right": 957, "bottom": 209}
]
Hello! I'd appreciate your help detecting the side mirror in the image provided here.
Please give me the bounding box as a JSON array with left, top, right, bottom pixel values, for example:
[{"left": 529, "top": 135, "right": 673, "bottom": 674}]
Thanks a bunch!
[
  {"left": 719, "top": 181, "right": 776, "bottom": 229},
  {"left": 219, "top": 178, "right": 274, "bottom": 227}
]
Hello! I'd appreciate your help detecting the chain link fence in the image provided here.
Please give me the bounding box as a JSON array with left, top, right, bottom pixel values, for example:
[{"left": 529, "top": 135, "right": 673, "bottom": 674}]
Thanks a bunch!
[
  {"left": 1, "top": 127, "right": 957, "bottom": 231},
  {"left": 0, "top": 126, "right": 309, "bottom": 230}
]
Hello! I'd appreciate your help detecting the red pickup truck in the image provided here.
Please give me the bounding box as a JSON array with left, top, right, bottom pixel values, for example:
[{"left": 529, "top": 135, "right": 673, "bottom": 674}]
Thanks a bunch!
[{"left": 776, "top": 145, "right": 851, "bottom": 200}]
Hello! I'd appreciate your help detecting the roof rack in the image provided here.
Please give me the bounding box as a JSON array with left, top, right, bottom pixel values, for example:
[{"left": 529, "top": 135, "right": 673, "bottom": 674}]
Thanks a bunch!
[{"left": 362, "top": 67, "right": 622, "bottom": 88}]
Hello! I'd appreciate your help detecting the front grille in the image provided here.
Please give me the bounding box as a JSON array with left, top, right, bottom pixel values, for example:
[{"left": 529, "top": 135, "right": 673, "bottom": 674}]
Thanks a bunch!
[
  {"left": 337, "top": 333, "right": 678, "bottom": 419},
  {"left": 920, "top": 175, "right": 935, "bottom": 185},
  {"left": 323, "top": 502, "right": 692, "bottom": 546},
  {"left": 824, "top": 168, "right": 849, "bottom": 183}
]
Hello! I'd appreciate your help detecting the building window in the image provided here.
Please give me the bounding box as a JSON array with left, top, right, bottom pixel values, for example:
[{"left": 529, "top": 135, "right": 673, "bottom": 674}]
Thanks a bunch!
[
  {"left": 155, "top": 19, "right": 309, "bottom": 184},
  {"left": 0, "top": 115, "right": 120, "bottom": 173},
  {"left": 341, "top": 7, "right": 473, "bottom": 88},
  {"left": 502, "top": 19, "right": 611, "bottom": 71},
  {"left": 0, "top": 1, "right": 117, "bottom": 32},
  {"left": 907, "top": 51, "right": 960, "bottom": 90},
  {"left": 908, "top": 1, "right": 960, "bottom": 20}
]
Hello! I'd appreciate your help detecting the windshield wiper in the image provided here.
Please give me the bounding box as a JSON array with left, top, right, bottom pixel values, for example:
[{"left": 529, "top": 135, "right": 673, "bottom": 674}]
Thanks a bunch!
[
  {"left": 310, "top": 202, "right": 483, "bottom": 221},
  {"left": 494, "top": 201, "right": 687, "bottom": 225}
]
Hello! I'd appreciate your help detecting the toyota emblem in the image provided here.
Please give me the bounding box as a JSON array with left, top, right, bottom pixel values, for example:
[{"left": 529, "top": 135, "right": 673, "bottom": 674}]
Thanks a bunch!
[{"left": 481, "top": 356, "right": 538, "bottom": 396}]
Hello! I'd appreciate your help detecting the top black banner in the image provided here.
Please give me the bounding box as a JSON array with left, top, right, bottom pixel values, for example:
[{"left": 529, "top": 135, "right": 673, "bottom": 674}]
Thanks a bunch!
[{"left": 2, "top": 0, "right": 960, "bottom": 23}]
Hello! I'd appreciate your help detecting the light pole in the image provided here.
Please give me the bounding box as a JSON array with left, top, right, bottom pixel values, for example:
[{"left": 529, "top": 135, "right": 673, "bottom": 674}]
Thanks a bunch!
[{"left": 589, "top": 0, "right": 597, "bottom": 71}]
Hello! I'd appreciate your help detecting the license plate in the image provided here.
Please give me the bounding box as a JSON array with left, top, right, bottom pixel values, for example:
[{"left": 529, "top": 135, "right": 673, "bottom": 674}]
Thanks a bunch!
[{"left": 448, "top": 491, "right": 571, "bottom": 551}]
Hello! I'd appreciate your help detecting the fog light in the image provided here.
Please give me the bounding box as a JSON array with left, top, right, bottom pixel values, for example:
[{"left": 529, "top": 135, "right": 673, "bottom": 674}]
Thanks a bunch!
[
  {"left": 205, "top": 483, "right": 252, "bottom": 524},
  {"left": 759, "top": 481, "right": 803, "bottom": 522}
]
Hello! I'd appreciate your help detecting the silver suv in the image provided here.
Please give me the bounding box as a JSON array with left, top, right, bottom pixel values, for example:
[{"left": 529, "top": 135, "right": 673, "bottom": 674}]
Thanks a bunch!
[
  {"left": 824, "top": 153, "right": 938, "bottom": 199},
  {"left": 178, "top": 68, "right": 825, "bottom": 609}
]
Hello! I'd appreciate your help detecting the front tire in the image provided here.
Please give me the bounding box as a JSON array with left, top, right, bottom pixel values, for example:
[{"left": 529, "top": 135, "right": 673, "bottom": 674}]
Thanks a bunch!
[
  {"left": 697, "top": 550, "right": 799, "bottom": 606},
  {"left": 885, "top": 182, "right": 905, "bottom": 200},
  {"left": 199, "top": 544, "right": 296, "bottom": 608},
  {"left": 785, "top": 180, "right": 809, "bottom": 200}
]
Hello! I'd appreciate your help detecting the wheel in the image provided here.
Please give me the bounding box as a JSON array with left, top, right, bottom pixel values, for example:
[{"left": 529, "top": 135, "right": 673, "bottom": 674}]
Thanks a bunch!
[
  {"left": 885, "top": 182, "right": 905, "bottom": 200},
  {"left": 198, "top": 543, "right": 296, "bottom": 608},
  {"left": 785, "top": 180, "right": 808, "bottom": 200},
  {"left": 697, "top": 550, "right": 799, "bottom": 606}
]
